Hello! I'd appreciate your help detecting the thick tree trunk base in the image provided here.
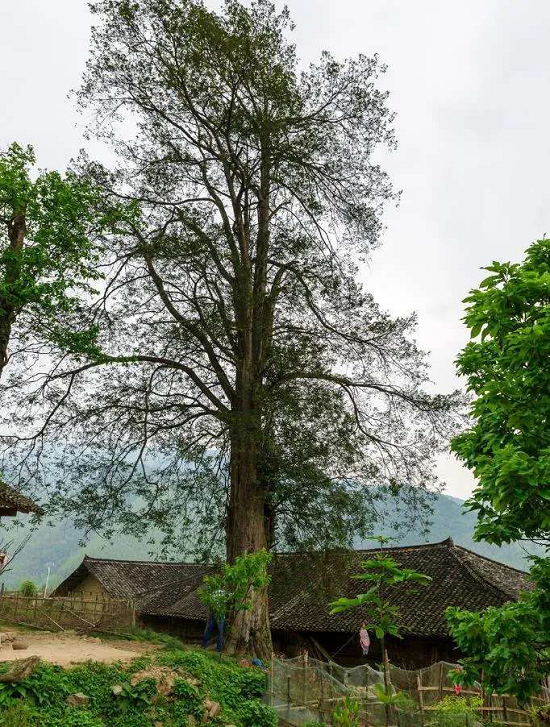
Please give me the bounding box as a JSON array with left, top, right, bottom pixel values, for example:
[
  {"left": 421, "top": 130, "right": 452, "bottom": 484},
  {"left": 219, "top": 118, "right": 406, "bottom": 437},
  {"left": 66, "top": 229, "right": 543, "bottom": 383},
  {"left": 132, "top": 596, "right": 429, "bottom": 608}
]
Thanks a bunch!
[
  {"left": 224, "top": 587, "right": 272, "bottom": 662},
  {"left": 225, "top": 423, "right": 273, "bottom": 661}
]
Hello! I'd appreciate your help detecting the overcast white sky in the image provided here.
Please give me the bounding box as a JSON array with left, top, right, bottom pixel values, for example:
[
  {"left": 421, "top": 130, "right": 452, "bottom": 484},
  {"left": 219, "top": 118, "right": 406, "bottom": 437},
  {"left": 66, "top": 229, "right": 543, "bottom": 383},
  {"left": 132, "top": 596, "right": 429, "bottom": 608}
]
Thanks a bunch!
[{"left": 2, "top": 0, "right": 549, "bottom": 498}]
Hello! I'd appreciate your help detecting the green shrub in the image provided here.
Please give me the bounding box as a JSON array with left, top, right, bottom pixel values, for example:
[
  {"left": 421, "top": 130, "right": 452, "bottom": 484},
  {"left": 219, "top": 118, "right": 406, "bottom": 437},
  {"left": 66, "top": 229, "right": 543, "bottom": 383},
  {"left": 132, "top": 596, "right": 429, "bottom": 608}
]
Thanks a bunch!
[
  {"left": 159, "top": 648, "right": 273, "bottom": 725},
  {"left": 109, "top": 625, "right": 185, "bottom": 651},
  {"left": 47, "top": 711, "right": 104, "bottom": 727},
  {"left": 19, "top": 581, "right": 37, "bottom": 598},
  {"left": 0, "top": 648, "right": 275, "bottom": 726},
  {"left": 0, "top": 703, "right": 32, "bottom": 726},
  {"left": 332, "top": 696, "right": 361, "bottom": 726},
  {"left": 172, "top": 677, "right": 203, "bottom": 716},
  {"left": 238, "top": 699, "right": 277, "bottom": 726},
  {"left": 530, "top": 703, "right": 550, "bottom": 727},
  {"left": 430, "top": 695, "right": 482, "bottom": 726}
]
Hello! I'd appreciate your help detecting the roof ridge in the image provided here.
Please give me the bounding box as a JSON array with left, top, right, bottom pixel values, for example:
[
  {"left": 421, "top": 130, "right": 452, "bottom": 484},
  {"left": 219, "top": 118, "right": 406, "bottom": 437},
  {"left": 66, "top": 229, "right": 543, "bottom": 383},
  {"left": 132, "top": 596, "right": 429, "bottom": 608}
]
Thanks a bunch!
[
  {"left": 452, "top": 543, "right": 529, "bottom": 575},
  {"left": 273, "top": 538, "right": 454, "bottom": 558},
  {"left": 354, "top": 537, "right": 454, "bottom": 555},
  {"left": 83, "top": 554, "right": 200, "bottom": 566},
  {"left": 446, "top": 542, "right": 509, "bottom": 600}
]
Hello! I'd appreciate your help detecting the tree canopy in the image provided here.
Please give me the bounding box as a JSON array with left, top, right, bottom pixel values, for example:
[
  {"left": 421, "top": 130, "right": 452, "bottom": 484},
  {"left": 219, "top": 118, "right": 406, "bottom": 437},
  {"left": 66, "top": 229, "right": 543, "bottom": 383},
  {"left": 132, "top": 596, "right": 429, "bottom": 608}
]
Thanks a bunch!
[
  {"left": 447, "top": 555, "right": 549, "bottom": 704},
  {"left": 2, "top": 0, "right": 462, "bottom": 655},
  {"left": 447, "top": 238, "right": 550, "bottom": 702},
  {"left": 451, "top": 238, "right": 550, "bottom": 546},
  {"left": 0, "top": 143, "right": 103, "bottom": 379}
]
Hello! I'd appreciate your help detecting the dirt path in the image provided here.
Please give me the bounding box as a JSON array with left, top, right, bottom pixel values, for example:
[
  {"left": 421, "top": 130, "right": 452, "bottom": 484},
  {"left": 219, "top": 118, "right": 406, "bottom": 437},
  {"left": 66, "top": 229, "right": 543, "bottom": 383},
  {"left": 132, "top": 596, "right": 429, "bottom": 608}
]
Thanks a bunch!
[{"left": 0, "top": 629, "right": 159, "bottom": 667}]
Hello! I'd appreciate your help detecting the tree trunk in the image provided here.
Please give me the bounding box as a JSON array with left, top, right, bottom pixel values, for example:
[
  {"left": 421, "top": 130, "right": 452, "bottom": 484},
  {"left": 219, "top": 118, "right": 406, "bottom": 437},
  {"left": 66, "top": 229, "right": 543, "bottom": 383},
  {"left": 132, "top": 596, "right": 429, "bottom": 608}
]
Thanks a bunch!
[
  {"left": 0, "top": 211, "right": 26, "bottom": 378},
  {"left": 224, "top": 424, "right": 273, "bottom": 661}
]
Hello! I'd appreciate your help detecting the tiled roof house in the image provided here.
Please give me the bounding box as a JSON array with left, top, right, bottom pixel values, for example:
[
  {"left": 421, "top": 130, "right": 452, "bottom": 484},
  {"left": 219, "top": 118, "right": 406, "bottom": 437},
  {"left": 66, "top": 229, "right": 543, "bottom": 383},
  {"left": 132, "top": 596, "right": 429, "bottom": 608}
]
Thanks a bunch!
[{"left": 53, "top": 538, "right": 532, "bottom": 667}]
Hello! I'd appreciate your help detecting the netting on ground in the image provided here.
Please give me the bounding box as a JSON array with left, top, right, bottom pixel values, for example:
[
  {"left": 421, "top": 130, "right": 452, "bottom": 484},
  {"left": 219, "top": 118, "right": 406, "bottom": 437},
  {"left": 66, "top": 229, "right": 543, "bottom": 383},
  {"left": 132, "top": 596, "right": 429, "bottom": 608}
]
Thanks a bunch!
[{"left": 265, "top": 656, "right": 549, "bottom": 726}]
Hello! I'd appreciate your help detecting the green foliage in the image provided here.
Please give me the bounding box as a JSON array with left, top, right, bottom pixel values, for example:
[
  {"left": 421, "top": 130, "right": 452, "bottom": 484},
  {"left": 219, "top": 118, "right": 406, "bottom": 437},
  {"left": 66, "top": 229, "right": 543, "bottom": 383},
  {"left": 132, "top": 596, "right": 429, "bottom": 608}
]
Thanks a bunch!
[
  {"left": 370, "top": 683, "right": 415, "bottom": 710},
  {"left": 112, "top": 679, "right": 155, "bottom": 715},
  {"left": 0, "top": 647, "right": 274, "bottom": 725},
  {"left": 158, "top": 648, "right": 273, "bottom": 725},
  {"left": 529, "top": 702, "right": 550, "bottom": 726},
  {"left": 329, "top": 538, "right": 431, "bottom": 640},
  {"left": 19, "top": 580, "right": 37, "bottom": 597},
  {"left": 198, "top": 549, "right": 271, "bottom": 618},
  {"left": 0, "top": 142, "right": 107, "bottom": 374},
  {"left": 447, "top": 555, "right": 550, "bottom": 704},
  {"left": 447, "top": 239, "right": 550, "bottom": 704},
  {"left": 430, "top": 695, "right": 482, "bottom": 727},
  {"left": 0, "top": 703, "right": 32, "bottom": 726},
  {"left": 431, "top": 695, "right": 482, "bottom": 715},
  {"left": 172, "top": 677, "right": 203, "bottom": 716},
  {"left": 332, "top": 695, "right": 361, "bottom": 726},
  {"left": 108, "top": 625, "right": 184, "bottom": 651},
  {"left": 451, "top": 238, "right": 550, "bottom": 546}
]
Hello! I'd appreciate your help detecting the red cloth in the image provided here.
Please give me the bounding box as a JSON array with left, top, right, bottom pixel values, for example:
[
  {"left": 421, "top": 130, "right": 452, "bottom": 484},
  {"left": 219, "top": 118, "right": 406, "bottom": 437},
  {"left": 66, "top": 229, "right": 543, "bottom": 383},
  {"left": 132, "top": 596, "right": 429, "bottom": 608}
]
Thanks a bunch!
[{"left": 359, "top": 627, "right": 370, "bottom": 655}]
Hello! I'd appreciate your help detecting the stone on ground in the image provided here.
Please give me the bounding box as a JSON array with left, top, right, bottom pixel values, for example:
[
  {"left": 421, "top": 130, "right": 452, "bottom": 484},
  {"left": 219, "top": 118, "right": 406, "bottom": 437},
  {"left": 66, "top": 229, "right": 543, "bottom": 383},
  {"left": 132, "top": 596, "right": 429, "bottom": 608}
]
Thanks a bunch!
[{"left": 67, "top": 692, "right": 90, "bottom": 707}]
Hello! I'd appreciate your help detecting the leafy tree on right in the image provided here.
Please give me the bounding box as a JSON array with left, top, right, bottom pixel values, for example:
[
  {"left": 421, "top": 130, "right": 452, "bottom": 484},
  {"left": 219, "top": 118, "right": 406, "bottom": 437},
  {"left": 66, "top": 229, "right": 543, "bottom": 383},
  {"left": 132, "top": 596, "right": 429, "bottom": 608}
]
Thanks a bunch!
[{"left": 447, "top": 238, "right": 550, "bottom": 702}]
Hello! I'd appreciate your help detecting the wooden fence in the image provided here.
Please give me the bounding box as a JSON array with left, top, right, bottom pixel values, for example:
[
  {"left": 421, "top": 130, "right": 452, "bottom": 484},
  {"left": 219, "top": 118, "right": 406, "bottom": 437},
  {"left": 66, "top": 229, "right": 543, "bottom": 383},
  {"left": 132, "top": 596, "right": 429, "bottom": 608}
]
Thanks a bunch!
[
  {"left": 0, "top": 592, "right": 135, "bottom": 633},
  {"left": 269, "top": 653, "right": 550, "bottom": 727}
]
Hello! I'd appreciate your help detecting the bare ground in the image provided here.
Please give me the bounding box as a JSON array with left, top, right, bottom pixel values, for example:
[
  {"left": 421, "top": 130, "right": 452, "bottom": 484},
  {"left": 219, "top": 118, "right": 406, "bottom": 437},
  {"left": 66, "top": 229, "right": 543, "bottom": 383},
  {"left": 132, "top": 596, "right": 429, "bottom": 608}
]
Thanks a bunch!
[{"left": 0, "top": 628, "right": 160, "bottom": 667}]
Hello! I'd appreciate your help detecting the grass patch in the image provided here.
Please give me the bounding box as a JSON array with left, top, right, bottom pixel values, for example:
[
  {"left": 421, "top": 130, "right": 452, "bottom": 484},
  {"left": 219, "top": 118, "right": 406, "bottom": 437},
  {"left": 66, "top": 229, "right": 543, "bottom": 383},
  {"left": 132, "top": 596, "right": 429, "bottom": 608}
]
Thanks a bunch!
[
  {"left": 0, "top": 621, "right": 45, "bottom": 634},
  {"left": 93, "top": 625, "right": 186, "bottom": 651}
]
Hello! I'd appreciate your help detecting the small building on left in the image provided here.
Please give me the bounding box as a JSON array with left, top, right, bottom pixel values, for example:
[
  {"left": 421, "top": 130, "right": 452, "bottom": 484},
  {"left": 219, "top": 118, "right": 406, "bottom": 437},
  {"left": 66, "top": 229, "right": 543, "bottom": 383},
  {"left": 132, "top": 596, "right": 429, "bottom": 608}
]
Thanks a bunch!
[
  {"left": 0, "top": 480, "right": 43, "bottom": 519},
  {"left": 0, "top": 480, "right": 43, "bottom": 570}
]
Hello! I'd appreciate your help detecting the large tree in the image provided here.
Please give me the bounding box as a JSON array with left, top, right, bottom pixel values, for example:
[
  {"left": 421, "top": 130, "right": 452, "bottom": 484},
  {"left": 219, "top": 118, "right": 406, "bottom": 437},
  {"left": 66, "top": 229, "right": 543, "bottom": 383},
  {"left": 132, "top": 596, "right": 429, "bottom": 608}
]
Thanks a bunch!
[
  {"left": 2, "top": 0, "right": 462, "bottom": 657},
  {"left": 447, "top": 238, "right": 550, "bottom": 701}
]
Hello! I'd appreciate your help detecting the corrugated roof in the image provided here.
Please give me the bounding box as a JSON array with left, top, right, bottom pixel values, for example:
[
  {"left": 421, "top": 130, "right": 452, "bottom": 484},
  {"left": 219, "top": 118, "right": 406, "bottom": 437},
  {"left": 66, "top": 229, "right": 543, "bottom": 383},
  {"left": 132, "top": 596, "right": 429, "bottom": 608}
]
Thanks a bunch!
[
  {"left": 0, "top": 481, "right": 43, "bottom": 515},
  {"left": 53, "top": 539, "right": 532, "bottom": 638}
]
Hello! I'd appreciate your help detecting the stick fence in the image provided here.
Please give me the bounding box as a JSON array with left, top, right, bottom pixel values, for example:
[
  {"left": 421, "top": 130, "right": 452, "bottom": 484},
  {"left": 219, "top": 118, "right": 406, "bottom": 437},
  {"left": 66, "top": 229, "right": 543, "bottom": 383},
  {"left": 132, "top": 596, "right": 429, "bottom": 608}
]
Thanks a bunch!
[{"left": 0, "top": 592, "right": 134, "bottom": 632}]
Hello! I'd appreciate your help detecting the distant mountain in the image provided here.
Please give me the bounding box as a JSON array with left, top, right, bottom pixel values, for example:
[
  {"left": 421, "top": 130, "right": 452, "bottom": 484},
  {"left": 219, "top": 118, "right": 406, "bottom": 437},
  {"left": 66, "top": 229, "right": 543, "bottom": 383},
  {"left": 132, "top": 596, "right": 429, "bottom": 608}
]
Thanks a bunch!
[
  {"left": 355, "top": 493, "right": 542, "bottom": 570},
  {"left": 0, "top": 492, "right": 541, "bottom": 591}
]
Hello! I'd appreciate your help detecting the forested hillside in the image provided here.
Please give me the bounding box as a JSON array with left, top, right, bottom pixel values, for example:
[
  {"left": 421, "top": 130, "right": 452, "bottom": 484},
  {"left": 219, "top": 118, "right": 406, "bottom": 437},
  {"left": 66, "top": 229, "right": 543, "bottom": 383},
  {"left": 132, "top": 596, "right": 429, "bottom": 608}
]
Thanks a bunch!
[{"left": 0, "top": 492, "right": 541, "bottom": 591}]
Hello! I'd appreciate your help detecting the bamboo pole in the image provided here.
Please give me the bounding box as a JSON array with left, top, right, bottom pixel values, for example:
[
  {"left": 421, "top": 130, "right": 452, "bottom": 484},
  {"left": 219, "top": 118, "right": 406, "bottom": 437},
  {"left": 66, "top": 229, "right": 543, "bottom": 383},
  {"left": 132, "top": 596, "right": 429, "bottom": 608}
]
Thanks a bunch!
[
  {"left": 269, "top": 653, "right": 274, "bottom": 707},
  {"left": 417, "top": 674, "right": 425, "bottom": 727},
  {"left": 320, "top": 669, "right": 325, "bottom": 724},
  {"left": 287, "top": 675, "right": 291, "bottom": 713},
  {"left": 302, "top": 650, "right": 308, "bottom": 707},
  {"left": 365, "top": 665, "right": 369, "bottom": 727},
  {"left": 383, "top": 649, "right": 391, "bottom": 727}
]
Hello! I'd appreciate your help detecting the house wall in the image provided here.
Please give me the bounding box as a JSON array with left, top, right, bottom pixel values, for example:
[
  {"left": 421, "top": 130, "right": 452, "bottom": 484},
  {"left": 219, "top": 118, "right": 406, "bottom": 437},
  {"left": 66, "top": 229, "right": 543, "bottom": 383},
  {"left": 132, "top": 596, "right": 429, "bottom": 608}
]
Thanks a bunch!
[
  {"left": 139, "top": 615, "right": 459, "bottom": 669},
  {"left": 272, "top": 629, "right": 460, "bottom": 669},
  {"left": 141, "top": 614, "right": 205, "bottom": 642},
  {"left": 69, "top": 574, "right": 108, "bottom": 599}
]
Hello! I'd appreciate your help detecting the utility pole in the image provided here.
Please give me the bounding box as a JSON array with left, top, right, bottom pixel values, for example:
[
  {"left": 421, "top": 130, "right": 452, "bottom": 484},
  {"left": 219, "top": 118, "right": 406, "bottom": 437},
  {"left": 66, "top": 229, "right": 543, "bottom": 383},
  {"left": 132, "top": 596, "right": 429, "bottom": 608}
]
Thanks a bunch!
[{"left": 43, "top": 562, "right": 54, "bottom": 598}]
